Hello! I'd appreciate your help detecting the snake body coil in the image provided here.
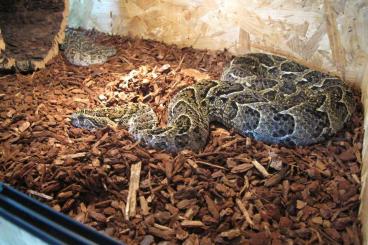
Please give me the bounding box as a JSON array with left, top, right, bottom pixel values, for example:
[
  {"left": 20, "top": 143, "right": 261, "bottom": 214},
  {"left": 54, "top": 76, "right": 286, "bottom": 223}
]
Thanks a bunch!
[{"left": 71, "top": 53, "right": 355, "bottom": 152}]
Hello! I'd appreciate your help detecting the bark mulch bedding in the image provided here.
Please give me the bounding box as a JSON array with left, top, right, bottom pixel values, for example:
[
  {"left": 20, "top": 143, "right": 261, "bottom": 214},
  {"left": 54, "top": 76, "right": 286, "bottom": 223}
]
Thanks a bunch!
[{"left": 0, "top": 30, "right": 363, "bottom": 245}]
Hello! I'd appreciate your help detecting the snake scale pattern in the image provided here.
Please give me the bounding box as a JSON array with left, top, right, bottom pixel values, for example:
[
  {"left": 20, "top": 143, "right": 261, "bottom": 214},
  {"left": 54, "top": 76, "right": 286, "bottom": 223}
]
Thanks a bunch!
[
  {"left": 70, "top": 53, "right": 355, "bottom": 153},
  {"left": 61, "top": 28, "right": 116, "bottom": 66}
]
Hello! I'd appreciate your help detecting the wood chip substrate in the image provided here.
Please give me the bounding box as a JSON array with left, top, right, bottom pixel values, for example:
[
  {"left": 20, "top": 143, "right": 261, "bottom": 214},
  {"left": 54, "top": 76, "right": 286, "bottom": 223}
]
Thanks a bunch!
[{"left": 0, "top": 30, "right": 363, "bottom": 244}]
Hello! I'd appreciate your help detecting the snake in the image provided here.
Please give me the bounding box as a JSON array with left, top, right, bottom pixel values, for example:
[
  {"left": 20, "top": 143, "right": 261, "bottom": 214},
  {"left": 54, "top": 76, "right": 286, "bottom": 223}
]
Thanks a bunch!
[
  {"left": 70, "top": 53, "right": 355, "bottom": 153},
  {"left": 60, "top": 28, "right": 116, "bottom": 66}
]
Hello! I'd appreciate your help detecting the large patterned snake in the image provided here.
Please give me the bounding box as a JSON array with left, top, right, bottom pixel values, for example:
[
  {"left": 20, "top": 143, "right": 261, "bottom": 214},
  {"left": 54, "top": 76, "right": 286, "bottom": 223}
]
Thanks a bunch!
[{"left": 70, "top": 53, "right": 355, "bottom": 152}]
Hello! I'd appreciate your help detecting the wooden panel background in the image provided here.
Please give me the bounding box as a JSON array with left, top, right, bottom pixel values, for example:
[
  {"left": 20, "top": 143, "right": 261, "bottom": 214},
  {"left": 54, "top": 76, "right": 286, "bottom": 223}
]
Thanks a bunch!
[
  {"left": 362, "top": 65, "right": 368, "bottom": 244},
  {"left": 68, "top": 0, "right": 368, "bottom": 242}
]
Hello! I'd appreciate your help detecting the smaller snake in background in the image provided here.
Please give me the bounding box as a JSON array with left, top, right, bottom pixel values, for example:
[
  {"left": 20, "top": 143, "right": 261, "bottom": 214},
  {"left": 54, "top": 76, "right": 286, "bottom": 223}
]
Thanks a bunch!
[
  {"left": 60, "top": 28, "right": 116, "bottom": 66},
  {"left": 70, "top": 53, "right": 355, "bottom": 153}
]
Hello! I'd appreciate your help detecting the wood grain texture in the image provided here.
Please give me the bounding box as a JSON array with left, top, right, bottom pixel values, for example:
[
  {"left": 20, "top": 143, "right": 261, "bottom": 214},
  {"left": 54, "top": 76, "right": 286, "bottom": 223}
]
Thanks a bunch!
[
  {"left": 69, "top": 0, "right": 368, "bottom": 88},
  {"left": 360, "top": 63, "right": 368, "bottom": 244}
]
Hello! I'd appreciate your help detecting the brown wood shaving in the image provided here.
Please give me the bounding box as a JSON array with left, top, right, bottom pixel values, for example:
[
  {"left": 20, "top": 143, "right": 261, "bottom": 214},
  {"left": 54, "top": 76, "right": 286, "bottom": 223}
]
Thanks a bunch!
[
  {"left": 236, "top": 198, "right": 255, "bottom": 226},
  {"left": 125, "top": 161, "right": 142, "bottom": 220},
  {"left": 0, "top": 31, "right": 363, "bottom": 244},
  {"left": 251, "top": 159, "right": 270, "bottom": 178}
]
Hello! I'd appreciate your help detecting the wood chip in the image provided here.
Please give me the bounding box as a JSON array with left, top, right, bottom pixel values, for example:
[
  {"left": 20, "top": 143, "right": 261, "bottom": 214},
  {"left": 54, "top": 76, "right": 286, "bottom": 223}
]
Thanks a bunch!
[
  {"left": 180, "top": 68, "right": 210, "bottom": 80},
  {"left": 27, "top": 190, "right": 53, "bottom": 200},
  {"left": 236, "top": 198, "right": 254, "bottom": 226},
  {"left": 204, "top": 194, "right": 219, "bottom": 220},
  {"left": 0, "top": 31, "right": 362, "bottom": 244},
  {"left": 251, "top": 160, "right": 270, "bottom": 177},
  {"left": 296, "top": 200, "right": 307, "bottom": 209},
  {"left": 125, "top": 161, "right": 142, "bottom": 220},
  {"left": 219, "top": 228, "right": 242, "bottom": 239},
  {"left": 139, "top": 195, "right": 150, "bottom": 216},
  {"left": 59, "top": 152, "right": 87, "bottom": 159},
  {"left": 311, "top": 216, "right": 323, "bottom": 224},
  {"left": 231, "top": 163, "right": 253, "bottom": 173},
  {"left": 181, "top": 220, "right": 206, "bottom": 228},
  {"left": 196, "top": 160, "right": 227, "bottom": 170},
  {"left": 148, "top": 226, "right": 174, "bottom": 240},
  {"left": 18, "top": 121, "right": 31, "bottom": 132}
]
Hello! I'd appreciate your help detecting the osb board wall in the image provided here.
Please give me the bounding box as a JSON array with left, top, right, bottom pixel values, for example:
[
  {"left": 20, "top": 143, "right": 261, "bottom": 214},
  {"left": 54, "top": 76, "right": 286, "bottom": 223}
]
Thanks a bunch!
[
  {"left": 68, "top": 0, "right": 368, "bottom": 89},
  {"left": 68, "top": 0, "right": 368, "bottom": 242},
  {"left": 362, "top": 66, "right": 368, "bottom": 244}
]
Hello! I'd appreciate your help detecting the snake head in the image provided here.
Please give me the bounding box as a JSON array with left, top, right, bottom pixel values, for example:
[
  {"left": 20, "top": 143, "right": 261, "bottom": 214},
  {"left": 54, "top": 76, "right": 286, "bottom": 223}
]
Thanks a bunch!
[{"left": 70, "top": 111, "right": 107, "bottom": 130}]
